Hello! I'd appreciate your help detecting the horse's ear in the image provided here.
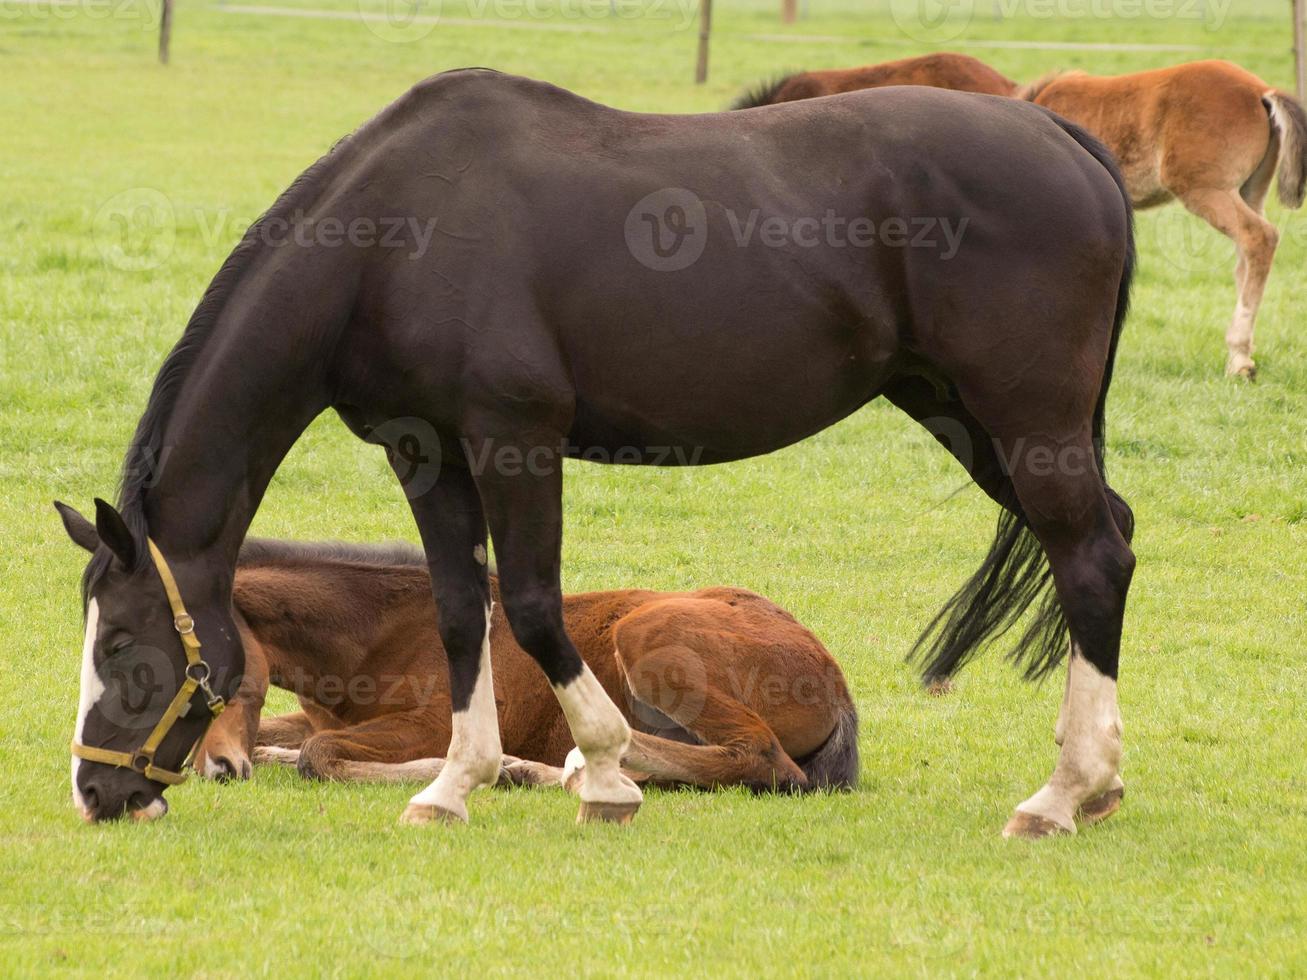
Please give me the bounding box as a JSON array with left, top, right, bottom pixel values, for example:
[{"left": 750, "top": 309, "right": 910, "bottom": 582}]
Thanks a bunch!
[
  {"left": 55, "top": 501, "right": 100, "bottom": 553},
  {"left": 93, "top": 498, "right": 137, "bottom": 568}
]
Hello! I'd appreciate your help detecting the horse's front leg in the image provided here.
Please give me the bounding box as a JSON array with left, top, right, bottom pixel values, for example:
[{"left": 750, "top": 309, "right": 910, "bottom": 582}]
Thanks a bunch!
[
  {"left": 394, "top": 463, "right": 502, "bottom": 826},
  {"left": 473, "top": 435, "right": 643, "bottom": 825}
]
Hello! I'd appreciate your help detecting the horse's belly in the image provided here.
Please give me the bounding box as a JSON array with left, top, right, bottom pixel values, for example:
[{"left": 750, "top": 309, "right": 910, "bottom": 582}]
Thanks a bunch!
[{"left": 564, "top": 343, "right": 890, "bottom": 465}]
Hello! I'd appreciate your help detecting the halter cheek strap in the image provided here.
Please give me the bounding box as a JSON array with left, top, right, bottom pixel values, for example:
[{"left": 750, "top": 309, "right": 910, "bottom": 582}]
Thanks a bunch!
[{"left": 71, "top": 538, "right": 226, "bottom": 787}]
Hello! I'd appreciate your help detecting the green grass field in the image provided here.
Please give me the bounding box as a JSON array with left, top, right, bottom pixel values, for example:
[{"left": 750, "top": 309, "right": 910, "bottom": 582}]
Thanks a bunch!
[{"left": 2, "top": 0, "right": 1306, "bottom": 974}]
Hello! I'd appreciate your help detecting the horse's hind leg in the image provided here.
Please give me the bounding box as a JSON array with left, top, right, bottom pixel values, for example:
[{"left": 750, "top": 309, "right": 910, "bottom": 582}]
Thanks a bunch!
[
  {"left": 991, "top": 431, "right": 1134, "bottom": 838},
  {"left": 395, "top": 464, "right": 501, "bottom": 826},
  {"left": 472, "top": 437, "right": 642, "bottom": 824},
  {"left": 570, "top": 601, "right": 810, "bottom": 791},
  {"left": 1178, "top": 187, "right": 1279, "bottom": 378},
  {"left": 886, "top": 373, "right": 1134, "bottom": 835}
]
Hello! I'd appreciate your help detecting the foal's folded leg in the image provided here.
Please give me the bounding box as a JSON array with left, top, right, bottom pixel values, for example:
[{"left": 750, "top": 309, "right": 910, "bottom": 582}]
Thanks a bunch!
[
  {"left": 295, "top": 710, "right": 444, "bottom": 782},
  {"left": 255, "top": 711, "right": 319, "bottom": 749}
]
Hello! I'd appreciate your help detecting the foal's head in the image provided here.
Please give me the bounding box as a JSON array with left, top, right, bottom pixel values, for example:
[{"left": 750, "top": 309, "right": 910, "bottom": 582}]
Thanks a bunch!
[{"left": 57, "top": 501, "right": 244, "bottom": 823}]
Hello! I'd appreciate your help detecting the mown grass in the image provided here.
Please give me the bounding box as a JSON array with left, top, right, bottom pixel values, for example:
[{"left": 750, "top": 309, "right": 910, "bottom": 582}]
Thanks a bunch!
[{"left": 1, "top": 0, "right": 1305, "bottom": 975}]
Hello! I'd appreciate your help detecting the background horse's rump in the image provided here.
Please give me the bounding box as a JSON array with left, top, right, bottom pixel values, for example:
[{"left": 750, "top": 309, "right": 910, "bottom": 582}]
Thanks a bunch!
[{"left": 731, "top": 52, "right": 1019, "bottom": 108}]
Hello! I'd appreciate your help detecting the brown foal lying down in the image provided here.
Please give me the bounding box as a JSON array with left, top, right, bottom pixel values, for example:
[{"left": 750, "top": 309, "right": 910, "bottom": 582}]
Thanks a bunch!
[{"left": 196, "top": 540, "right": 859, "bottom": 793}]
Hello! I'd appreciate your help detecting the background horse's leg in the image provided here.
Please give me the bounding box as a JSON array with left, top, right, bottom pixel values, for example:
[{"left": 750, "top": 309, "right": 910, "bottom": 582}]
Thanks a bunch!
[
  {"left": 397, "top": 464, "right": 500, "bottom": 825},
  {"left": 1176, "top": 186, "right": 1279, "bottom": 378},
  {"left": 473, "top": 437, "right": 643, "bottom": 825}
]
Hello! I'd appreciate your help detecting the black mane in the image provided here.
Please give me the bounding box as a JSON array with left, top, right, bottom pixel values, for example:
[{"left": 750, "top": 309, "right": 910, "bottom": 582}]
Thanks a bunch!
[{"left": 80, "top": 137, "right": 355, "bottom": 607}]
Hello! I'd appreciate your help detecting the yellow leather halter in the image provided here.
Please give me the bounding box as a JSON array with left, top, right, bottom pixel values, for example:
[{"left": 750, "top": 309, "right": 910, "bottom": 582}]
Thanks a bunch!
[{"left": 70, "top": 539, "right": 226, "bottom": 786}]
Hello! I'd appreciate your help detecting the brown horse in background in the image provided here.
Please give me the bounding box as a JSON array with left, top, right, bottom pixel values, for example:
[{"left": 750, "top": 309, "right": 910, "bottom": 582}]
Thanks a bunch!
[
  {"left": 731, "top": 52, "right": 1018, "bottom": 108},
  {"left": 194, "top": 539, "right": 859, "bottom": 795},
  {"left": 1021, "top": 61, "right": 1307, "bottom": 378}
]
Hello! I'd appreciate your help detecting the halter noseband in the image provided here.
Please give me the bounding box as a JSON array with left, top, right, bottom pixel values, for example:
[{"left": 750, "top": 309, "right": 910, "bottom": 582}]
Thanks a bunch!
[{"left": 71, "top": 538, "right": 226, "bottom": 786}]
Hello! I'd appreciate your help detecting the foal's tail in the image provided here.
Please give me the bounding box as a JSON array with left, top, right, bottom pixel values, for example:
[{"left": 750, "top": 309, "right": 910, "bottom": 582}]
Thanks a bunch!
[
  {"left": 795, "top": 701, "right": 859, "bottom": 791},
  {"left": 1264, "top": 90, "right": 1307, "bottom": 209},
  {"left": 913, "top": 117, "right": 1136, "bottom": 685}
]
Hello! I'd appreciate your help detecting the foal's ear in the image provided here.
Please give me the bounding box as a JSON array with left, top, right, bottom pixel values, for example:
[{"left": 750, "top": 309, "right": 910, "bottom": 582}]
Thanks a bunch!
[
  {"left": 54, "top": 501, "right": 100, "bottom": 553},
  {"left": 93, "top": 498, "right": 138, "bottom": 569}
]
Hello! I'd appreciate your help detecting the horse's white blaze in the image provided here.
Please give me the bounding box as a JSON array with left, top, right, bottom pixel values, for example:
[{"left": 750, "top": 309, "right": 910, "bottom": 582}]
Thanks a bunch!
[
  {"left": 1016, "top": 649, "right": 1122, "bottom": 833},
  {"left": 553, "top": 664, "right": 642, "bottom": 806},
  {"left": 407, "top": 605, "right": 501, "bottom": 821},
  {"left": 70, "top": 599, "right": 103, "bottom": 812}
]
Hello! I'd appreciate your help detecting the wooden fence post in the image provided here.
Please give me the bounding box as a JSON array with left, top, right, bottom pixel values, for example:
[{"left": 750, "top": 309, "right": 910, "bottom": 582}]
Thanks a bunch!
[
  {"left": 158, "top": 0, "right": 173, "bottom": 64},
  {"left": 1296, "top": 0, "right": 1306, "bottom": 100},
  {"left": 695, "top": 0, "right": 712, "bottom": 84}
]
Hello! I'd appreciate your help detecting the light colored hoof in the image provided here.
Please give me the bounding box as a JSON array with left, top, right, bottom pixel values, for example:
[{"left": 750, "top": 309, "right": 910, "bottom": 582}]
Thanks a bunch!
[
  {"left": 399, "top": 803, "right": 465, "bottom": 826},
  {"left": 562, "top": 746, "right": 586, "bottom": 796},
  {"left": 576, "top": 800, "right": 640, "bottom": 825},
  {"left": 1227, "top": 360, "right": 1257, "bottom": 381},
  {"left": 1002, "top": 810, "right": 1072, "bottom": 839},
  {"left": 1077, "top": 785, "right": 1124, "bottom": 826}
]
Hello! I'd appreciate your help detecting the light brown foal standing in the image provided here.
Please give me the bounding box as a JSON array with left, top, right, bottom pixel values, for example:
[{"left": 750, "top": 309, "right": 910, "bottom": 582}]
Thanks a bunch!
[
  {"left": 196, "top": 540, "right": 859, "bottom": 796},
  {"left": 1023, "top": 61, "right": 1306, "bottom": 378}
]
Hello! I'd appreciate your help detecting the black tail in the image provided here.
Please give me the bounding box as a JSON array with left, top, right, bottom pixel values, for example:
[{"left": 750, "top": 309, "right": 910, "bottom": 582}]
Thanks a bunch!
[
  {"left": 729, "top": 75, "right": 793, "bottom": 110},
  {"left": 795, "top": 702, "right": 859, "bottom": 791},
  {"left": 912, "top": 115, "right": 1136, "bottom": 685}
]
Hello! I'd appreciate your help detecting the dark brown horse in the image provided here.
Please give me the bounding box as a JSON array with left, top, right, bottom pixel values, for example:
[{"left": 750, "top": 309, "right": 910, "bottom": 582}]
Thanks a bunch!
[
  {"left": 173, "top": 539, "right": 858, "bottom": 793},
  {"left": 62, "top": 71, "right": 1135, "bottom": 839},
  {"left": 731, "top": 52, "right": 1019, "bottom": 109}
]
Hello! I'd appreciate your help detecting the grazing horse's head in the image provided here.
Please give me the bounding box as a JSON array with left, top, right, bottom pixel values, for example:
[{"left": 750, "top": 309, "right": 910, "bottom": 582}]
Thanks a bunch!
[{"left": 56, "top": 500, "right": 243, "bottom": 823}]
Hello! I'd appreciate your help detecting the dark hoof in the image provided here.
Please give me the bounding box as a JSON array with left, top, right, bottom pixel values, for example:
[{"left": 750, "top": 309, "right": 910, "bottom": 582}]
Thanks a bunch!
[
  {"left": 926, "top": 677, "right": 953, "bottom": 697},
  {"left": 1077, "top": 785, "right": 1124, "bottom": 825},
  {"left": 576, "top": 800, "right": 640, "bottom": 825},
  {"left": 399, "top": 803, "right": 465, "bottom": 826},
  {"left": 1002, "top": 810, "right": 1072, "bottom": 839}
]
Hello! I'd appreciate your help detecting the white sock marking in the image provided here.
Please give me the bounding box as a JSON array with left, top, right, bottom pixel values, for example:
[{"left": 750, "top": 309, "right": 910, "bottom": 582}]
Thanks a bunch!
[
  {"left": 1016, "top": 649, "right": 1122, "bottom": 832},
  {"left": 553, "top": 665, "right": 642, "bottom": 806},
  {"left": 407, "top": 606, "right": 501, "bottom": 821},
  {"left": 71, "top": 599, "right": 103, "bottom": 814}
]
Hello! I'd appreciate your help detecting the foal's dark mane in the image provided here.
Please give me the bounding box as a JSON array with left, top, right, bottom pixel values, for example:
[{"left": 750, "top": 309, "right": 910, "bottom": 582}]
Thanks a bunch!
[
  {"left": 237, "top": 538, "right": 427, "bottom": 570},
  {"left": 80, "top": 139, "right": 356, "bottom": 607},
  {"left": 729, "top": 75, "right": 794, "bottom": 110}
]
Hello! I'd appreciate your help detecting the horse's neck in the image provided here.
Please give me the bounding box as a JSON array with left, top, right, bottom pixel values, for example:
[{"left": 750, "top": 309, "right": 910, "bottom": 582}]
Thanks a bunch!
[{"left": 143, "top": 282, "right": 339, "bottom": 568}]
